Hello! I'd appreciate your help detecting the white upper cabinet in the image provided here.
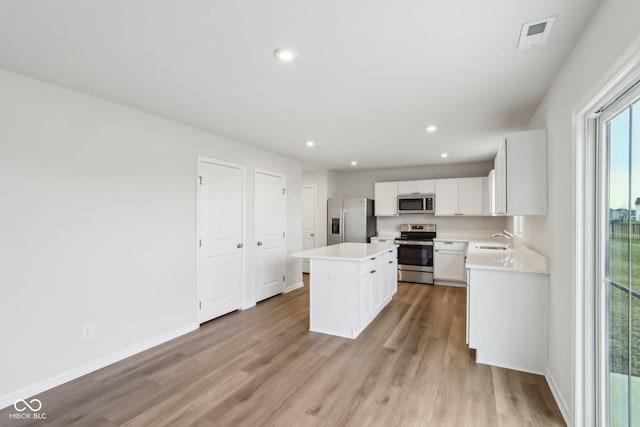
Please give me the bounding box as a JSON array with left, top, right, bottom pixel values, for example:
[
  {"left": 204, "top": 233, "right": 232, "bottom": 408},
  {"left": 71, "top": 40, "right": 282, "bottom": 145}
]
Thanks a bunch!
[
  {"left": 434, "top": 179, "right": 458, "bottom": 215},
  {"left": 374, "top": 181, "right": 399, "bottom": 216},
  {"left": 494, "top": 143, "right": 507, "bottom": 215},
  {"left": 493, "top": 129, "right": 547, "bottom": 216},
  {"left": 397, "top": 179, "right": 435, "bottom": 195},
  {"left": 458, "top": 177, "right": 484, "bottom": 215},
  {"left": 484, "top": 171, "right": 495, "bottom": 216},
  {"left": 435, "top": 177, "right": 484, "bottom": 216}
]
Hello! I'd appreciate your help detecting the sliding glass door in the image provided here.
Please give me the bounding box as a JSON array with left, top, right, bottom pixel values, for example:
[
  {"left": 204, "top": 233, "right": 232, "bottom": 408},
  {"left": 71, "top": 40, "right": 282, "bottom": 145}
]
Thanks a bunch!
[{"left": 601, "top": 87, "right": 640, "bottom": 426}]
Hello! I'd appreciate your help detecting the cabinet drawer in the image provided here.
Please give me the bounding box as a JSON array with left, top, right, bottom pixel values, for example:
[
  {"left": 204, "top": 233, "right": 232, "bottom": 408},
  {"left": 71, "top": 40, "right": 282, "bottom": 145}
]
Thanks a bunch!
[
  {"left": 360, "top": 255, "right": 383, "bottom": 276},
  {"left": 382, "top": 248, "right": 397, "bottom": 261},
  {"left": 359, "top": 249, "right": 396, "bottom": 276},
  {"left": 434, "top": 241, "right": 466, "bottom": 251}
]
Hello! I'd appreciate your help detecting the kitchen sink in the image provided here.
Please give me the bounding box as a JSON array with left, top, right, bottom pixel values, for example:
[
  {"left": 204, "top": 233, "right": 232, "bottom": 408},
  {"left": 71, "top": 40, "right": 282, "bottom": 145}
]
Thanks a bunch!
[{"left": 474, "top": 245, "right": 509, "bottom": 250}]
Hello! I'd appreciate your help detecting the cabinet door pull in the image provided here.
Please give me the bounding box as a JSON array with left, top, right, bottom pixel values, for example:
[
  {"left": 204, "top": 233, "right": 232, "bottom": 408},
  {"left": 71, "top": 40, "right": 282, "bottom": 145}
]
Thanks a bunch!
[
  {"left": 388, "top": 260, "right": 393, "bottom": 264},
  {"left": 370, "top": 270, "right": 376, "bottom": 274},
  {"left": 371, "top": 257, "right": 376, "bottom": 261}
]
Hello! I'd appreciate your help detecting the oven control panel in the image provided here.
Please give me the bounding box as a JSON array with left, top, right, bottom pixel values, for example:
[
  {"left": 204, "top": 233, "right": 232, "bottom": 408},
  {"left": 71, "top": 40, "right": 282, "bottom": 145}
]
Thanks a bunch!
[{"left": 400, "top": 224, "right": 436, "bottom": 232}]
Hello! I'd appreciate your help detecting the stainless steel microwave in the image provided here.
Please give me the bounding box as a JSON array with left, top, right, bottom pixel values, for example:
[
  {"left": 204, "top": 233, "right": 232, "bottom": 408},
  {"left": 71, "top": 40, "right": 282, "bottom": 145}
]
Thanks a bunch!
[{"left": 397, "top": 194, "right": 435, "bottom": 214}]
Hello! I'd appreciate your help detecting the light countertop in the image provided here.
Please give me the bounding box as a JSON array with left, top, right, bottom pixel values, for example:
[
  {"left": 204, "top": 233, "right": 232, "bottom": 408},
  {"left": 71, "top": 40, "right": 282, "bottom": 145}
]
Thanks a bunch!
[
  {"left": 291, "top": 242, "right": 398, "bottom": 262},
  {"left": 465, "top": 240, "right": 549, "bottom": 274},
  {"left": 433, "top": 231, "right": 504, "bottom": 243}
]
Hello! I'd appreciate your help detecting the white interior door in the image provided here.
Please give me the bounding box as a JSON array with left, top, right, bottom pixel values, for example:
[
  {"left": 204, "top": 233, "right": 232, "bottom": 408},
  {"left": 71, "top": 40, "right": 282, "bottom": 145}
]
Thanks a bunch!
[
  {"left": 302, "top": 186, "right": 317, "bottom": 274},
  {"left": 197, "top": 158, "right": 244, "bottom": 323},
  {"left": 255, "top": 170, "right": 286, "bottom": 302}
]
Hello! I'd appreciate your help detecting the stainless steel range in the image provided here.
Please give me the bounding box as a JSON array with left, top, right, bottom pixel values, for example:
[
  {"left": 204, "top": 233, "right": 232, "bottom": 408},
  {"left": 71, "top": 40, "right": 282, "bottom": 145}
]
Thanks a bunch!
[{"left": 394, "top": 224, "right": 436, "bottom": 284}]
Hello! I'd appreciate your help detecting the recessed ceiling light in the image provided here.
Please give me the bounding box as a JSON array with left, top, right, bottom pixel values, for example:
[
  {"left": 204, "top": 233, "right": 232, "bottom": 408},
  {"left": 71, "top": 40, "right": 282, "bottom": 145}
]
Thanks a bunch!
[
  {"left": 305, "top": 140, "right": 315, "bottom": 147},
  {"left": 350, "top": 161, "right": 358, "bottom": 166},
  {"left": 426, "top": 125, "right": 438, "bottom": 133},
  {"left": 440, "top": 153, "right": 448, "bottom": 158},
  {"left": 274, "top": 48, "right": 296, "bottom": 62}
]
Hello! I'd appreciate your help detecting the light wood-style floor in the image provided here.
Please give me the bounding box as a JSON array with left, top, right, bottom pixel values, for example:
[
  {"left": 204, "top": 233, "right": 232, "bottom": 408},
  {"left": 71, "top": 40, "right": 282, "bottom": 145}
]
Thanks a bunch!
[{"left": 1, "top": 278, "right": 565, "bottom": 427}]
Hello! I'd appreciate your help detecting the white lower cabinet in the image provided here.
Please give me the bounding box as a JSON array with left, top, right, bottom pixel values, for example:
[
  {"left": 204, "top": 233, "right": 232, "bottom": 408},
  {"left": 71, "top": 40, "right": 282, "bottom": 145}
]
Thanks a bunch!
[
  {"left": 467, "top": 268, "right": 548, "bottom": 374},
  {"left": 358, "top": 249, "right": 397, "bottom": 330},
  {"left": 359, "top": 271, "right": 374, "bottom": 327},
  {"left": 433, "top": 241, "right": 467, "bottom": 283},
  {"left": 387, "top": 257, "right": 398, "bottom": 295}
]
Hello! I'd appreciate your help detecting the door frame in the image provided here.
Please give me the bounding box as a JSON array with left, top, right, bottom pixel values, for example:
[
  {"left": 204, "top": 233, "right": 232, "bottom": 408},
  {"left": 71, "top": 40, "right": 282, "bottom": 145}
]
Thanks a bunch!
[
  {"left": 573, "top": 41, "right": 640, "bottom": 427},
  {"left": 196, "top": 156, "right": 246, "bottom": 321},
  {"left": 254, "top": 168, "right": 287, "bottom": 298}
]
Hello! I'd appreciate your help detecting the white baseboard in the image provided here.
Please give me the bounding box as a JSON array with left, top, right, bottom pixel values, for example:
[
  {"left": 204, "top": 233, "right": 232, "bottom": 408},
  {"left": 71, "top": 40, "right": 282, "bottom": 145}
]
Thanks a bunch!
[
  {"left": 433, "top": 280, "right": 466, "bottom": 288},
  {"left": 240, "top": 302, "right": 256, "bottom": 310},
  {"left": 0, "top": 323, "right": 198, "bottom": 410},
  {"left": 284, "top": 282, "right": 304, "bottom": 293},
  {"left": 545, "top": 368, "right": 571, "bottom": 427},
  {"left": 474, "top": 357, "right": 545, "bottom": 376}
]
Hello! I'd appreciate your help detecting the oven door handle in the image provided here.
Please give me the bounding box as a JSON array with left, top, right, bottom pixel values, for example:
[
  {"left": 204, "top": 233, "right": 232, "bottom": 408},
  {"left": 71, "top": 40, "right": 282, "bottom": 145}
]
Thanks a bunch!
[{"left": 394, "top": 240, "right": 434, "bottom": 246}]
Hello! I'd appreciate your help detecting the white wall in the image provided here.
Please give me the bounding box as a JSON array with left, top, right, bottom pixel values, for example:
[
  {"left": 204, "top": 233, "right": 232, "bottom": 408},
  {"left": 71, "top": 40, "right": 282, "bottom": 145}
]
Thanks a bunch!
[
  {"left": 0, "top": 68, "right": 302, "bottom": 405},
  {"left": 328, "top": 162, "right": 494, "bottom": 199},
  {"left": 514, "top": 0, "right": 640, "bottom": 423},
  {"left": 328, "top": 162, "right": 506, "bottom": 235}
]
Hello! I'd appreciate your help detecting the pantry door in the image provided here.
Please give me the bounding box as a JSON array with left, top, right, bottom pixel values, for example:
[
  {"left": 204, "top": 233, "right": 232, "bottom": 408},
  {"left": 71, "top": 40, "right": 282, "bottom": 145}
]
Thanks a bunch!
[
  {"left": 255, "top": 170, "right": 286, "bottom": 302},
  {"left": 197, "top": 158, "right": 244, "bottom": 323},
  {"left": 302, "top": 185, "right": 317, "bottom": 273}
]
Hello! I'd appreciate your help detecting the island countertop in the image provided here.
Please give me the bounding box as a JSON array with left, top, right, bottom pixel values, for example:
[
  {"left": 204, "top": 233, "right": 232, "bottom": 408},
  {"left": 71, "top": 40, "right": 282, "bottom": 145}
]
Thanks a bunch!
[{"left": 291, "top": 242, "right": 398, "bottom": 262}]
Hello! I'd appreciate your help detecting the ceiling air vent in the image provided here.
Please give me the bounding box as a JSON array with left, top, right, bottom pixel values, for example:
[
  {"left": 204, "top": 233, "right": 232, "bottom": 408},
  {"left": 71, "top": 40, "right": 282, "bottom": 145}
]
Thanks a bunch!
[{"left": 517, "top": 16, "right": 556, "bottom": 50}]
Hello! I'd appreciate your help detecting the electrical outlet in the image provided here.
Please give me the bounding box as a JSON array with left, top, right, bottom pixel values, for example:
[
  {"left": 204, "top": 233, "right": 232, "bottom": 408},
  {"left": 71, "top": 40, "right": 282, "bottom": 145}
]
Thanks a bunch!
[
  {"left": 82, "top": 324, "right": 93, "bottom": 340},
  {"left": 328, "top": 272, "right": 339, "bottom": 281}
]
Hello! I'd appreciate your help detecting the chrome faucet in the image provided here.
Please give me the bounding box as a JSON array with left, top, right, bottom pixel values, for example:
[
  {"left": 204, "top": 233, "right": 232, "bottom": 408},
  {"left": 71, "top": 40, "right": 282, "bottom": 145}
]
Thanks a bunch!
[{"left": 491, "top": 230, "right": 514, "bottom": 249}]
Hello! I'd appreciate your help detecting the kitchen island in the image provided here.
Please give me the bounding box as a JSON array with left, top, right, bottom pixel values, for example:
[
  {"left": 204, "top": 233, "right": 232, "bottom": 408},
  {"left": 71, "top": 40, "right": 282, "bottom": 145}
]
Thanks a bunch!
[{"left": 291, "top": 242, "right": 398, "bottom": 339}]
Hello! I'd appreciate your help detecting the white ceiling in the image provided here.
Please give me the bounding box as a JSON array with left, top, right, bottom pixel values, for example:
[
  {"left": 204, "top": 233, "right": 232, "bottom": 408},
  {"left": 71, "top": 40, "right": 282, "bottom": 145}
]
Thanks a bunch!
[{"left": 0, "top": 0, "right": 601, "bottom": 170}]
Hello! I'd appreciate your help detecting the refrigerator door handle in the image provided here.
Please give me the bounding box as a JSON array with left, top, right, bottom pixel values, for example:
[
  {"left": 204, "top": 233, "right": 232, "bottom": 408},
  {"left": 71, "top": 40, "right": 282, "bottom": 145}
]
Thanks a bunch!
[{"left": 341, "top": 209, "right": 346, "bottom": 243}]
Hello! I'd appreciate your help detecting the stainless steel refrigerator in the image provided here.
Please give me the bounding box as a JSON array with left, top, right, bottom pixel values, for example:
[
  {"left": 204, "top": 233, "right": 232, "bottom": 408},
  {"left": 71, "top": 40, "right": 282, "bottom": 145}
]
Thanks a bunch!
[{"left": 327, "top": 198, "right": 377, "bottom": 245}]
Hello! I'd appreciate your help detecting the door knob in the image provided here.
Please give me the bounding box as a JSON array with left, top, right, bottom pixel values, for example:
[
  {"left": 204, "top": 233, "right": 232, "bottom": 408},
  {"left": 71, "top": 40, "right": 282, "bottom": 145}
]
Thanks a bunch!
[
  {"left": 257, "top": 241, "right": 263, "bottom": 246},
  {"left": 237, "top": 243, "right": 243, "bottom": 248}
]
